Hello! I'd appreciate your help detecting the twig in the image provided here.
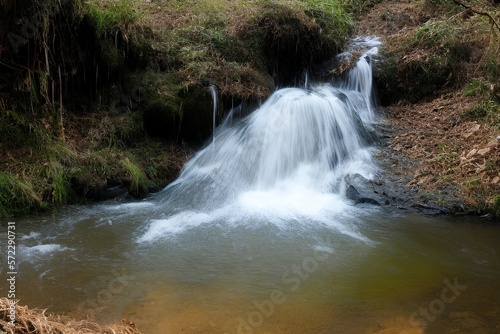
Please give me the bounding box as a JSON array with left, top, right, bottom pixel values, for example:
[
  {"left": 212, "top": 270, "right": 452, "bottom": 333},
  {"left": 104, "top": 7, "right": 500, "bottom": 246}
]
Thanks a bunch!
[
  {"left": 59, "top": 66, "right": 65, "bottom": 141},
  {"left": 453, "top": 0, "right": 500, "bottom": 32},
  {"left": 447, "top": 8, "right": 471, "bottom": 21}
]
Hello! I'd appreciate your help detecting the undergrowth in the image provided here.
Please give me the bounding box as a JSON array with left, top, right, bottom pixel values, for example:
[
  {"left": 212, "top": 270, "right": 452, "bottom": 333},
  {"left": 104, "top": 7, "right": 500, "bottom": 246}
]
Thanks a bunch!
[
  {"left": 378, "top": 0, "right": 499, "bottom": 104},
  {"left": 489, "top": 194, "right": 500, "bottom": 217},
  {"left": 0, "top": 104, "right": 175, "bottom": 217},
  {"left": 85, "top": 0, "right": 140, "bottom": 33},
  {"left": 121, "top": 156, "right": 149, "bottom": 197},
  {"left": 463, "top": 78, "right": 490, "bottom": 97},
  {"left": 0, "top": 172, "right": 40, "bottom": 217},
  {"left": 462, "top": 99, "right": 500, "bottom": 129},
  {"left": 11, "top": 0, "right": 494, "bottom": 218}
]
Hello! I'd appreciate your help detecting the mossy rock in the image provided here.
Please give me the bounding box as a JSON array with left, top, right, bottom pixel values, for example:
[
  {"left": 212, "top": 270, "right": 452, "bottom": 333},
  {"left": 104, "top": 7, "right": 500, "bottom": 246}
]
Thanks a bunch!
[
  {"left": 131, "top": 71, "right": 213, "bottom": 142},
  {"left": 238, "top": 1, "right": 351, "bottom": 87},
  {"left": 144, "top": 84, "right": 213, "bottom": 143},
  {"left": 141, "top": 85, "right": 213, "bottom": 142}
]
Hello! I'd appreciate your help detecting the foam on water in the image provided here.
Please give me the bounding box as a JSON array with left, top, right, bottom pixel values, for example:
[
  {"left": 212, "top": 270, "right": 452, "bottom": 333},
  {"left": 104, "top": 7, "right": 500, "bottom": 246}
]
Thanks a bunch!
[
  {"left": 20, "top": 231, "right": 42, "bottom": 241},
  {"left": 139, "top": 39, "right": 381, "bottom": 242},
  {"left": 138, "top": 211, "right": 216, "bottom": 242},
  {"left": 19, "top": 244, "right": 73, "bottom": 262},
  {"left": 138, "top": 198, "right": 370, "bottom": 243}
]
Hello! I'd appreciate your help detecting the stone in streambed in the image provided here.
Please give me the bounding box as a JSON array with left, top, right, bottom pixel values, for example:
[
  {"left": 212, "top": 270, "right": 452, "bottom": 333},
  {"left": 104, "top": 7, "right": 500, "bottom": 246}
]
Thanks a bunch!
[
  {"left": 346, "top": 185, "right": 382, "bottom": 205},
  {"left": 344, "top": 173, "right": 384, "bottom": 206}
]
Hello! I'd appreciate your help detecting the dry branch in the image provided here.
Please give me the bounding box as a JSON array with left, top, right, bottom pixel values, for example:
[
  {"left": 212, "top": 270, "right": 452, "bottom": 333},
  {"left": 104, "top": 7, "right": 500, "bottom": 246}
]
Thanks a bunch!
[{"left": 453, "top": 0, "right": 500, "bottom": 32}]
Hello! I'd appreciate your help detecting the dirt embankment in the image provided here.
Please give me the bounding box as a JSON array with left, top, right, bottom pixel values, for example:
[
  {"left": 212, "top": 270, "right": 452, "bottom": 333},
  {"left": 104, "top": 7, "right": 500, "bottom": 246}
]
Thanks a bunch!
[{"left": 357, "top": 0, "right": 500, "bottom": 217}]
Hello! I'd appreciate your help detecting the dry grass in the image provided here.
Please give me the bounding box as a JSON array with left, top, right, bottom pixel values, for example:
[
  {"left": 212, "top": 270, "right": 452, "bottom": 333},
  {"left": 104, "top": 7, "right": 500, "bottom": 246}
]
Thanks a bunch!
[
  {"left": 0, "top": 298, "right": 141, "bottom": 334},
  {"left": 355, "top": 0, "right": 500, "bottom": 214}
]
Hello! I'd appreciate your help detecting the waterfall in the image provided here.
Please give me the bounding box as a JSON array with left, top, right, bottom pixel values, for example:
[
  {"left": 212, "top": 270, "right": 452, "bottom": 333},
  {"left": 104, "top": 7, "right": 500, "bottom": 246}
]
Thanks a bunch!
[
  {"left": 339, "top": 36, "right": 381, "bottom": 123},
  {"left": 340, "top": 56, "right": 376, "bottom": 123},
  {"left": 143, "top": 37, "right": 381, "bottom": 240},
  {"left": 209, "top": 84, "right": 218, "bottom": 144}
]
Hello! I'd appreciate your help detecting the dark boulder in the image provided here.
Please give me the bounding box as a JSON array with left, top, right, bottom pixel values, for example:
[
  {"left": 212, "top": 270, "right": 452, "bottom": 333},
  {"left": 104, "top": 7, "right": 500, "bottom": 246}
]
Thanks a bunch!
[{"left": 344, "top": 173, "right": 386, "bottom": 206}]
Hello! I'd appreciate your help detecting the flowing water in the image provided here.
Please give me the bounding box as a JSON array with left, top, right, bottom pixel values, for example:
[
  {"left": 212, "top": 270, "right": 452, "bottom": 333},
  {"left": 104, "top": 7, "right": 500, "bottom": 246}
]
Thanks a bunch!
[{"left": 2, "top": 38, "right": 500, "bottom": 333}]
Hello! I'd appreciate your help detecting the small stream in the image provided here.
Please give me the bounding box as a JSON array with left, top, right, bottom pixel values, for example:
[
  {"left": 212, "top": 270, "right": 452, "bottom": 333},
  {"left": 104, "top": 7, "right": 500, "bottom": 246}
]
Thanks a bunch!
[{"left": 2, "top": 37, "right": 500, "bottom": 333}]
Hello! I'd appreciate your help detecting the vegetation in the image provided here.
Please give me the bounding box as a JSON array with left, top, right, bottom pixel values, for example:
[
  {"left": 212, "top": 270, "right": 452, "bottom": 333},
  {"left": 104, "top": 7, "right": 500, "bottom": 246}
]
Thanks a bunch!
[
  {"left": 368, "top": 0, "right": 499, "bottom": 217},
  {"left": 376, "top": 0, "right": 499, "bottom": 104},
  {"left": 0, "top": 0, "right": 360, "bottom": 217},
  {"left": 489, "top": 194, "right": 500, "bottom": 217},
  {"left": 0, "top": 297, "right": 140, "bottom": 333},
  {"left": 0, "top": 172, "right": 40, "bottom": 217}
]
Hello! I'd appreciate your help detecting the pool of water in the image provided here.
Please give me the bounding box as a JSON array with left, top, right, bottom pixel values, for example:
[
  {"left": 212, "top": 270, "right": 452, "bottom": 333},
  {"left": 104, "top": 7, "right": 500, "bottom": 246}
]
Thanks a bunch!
[{"left": 2, "top": 202, "right": 499, "bottom": 334}]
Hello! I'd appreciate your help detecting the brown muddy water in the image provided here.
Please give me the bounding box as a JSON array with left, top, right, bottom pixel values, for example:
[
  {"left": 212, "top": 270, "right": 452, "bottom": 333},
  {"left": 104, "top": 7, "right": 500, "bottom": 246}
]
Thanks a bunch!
[{"left": 3, "top": 204, "right": 500, "bottom": 334}]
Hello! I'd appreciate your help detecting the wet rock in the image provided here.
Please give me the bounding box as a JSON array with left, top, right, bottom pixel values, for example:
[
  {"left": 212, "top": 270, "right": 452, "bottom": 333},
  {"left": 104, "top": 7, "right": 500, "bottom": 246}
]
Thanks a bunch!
[
  {"left": 346, "top": 185, "right": 381, "bottom": 205},
  {"left": 344, "top": 173, "right": 384, "bottom": 206},
  {"left": 410, "top": 202, "right": 449, "bottom": 215},
  {"left": 374, "top": 144, "right": 466, "bottom": 215},
  {"left": 106, "top": 184, "right": 129, "bottom": 200}
]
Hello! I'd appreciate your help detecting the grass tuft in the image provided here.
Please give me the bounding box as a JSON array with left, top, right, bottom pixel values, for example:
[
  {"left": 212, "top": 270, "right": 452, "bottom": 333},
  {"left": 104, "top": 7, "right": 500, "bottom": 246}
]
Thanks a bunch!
[
  {"left": 0, "top": 297, "right": 141, "bottom": 333},
  {"left": 488, "top": 194, "right": 500, "bottom": 217},
  {"left": 0, "top": 172, "right": 40, "bottom": 217},
  {"left": 464, "top": 78, "right": 490, "bottom": 97},
  {"left": 121, "top": 156, "right": 149, "bottom": 197},
  {"left": 85, "top": 0, "right": 140, "bottom": 33}
]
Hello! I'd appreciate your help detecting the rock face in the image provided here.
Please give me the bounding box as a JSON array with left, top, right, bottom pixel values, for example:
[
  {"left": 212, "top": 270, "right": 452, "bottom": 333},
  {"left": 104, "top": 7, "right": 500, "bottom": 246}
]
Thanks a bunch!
[
  {"left": 345, "top": 174, "right": 384, "bottom": 206},
  {"left": 344, "top": 169, "right": 453, "bottom": 215},
  {"left": 342, "top": 119, "right": 462, "bottom": 216}
]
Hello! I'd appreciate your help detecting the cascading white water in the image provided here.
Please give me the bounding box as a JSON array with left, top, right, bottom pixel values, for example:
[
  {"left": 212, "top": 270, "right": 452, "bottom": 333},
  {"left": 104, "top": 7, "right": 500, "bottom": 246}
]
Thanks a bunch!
[
  {"left": 164, "top": 85, "right": 374, "bottom": 203},
  {"left": 209, "top": 84, "right": 218, "bottom": 144},
  {"left": 142, "top": 37, "right": 382, "bottom": 241},
  {"left": 339, "top": 36, "right": 381, "bottom": 123}
]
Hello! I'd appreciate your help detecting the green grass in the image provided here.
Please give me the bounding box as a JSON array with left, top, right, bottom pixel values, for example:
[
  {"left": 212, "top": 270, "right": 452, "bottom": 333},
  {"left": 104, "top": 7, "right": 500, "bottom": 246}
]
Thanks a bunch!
[
  {"left": 412, "top": 21, "right": 461, "bottom": 49},
  {"left": 0, "top": 172, "right": 40, "bottom": 217},
  {"left": 488, "top": 194, "right": 500, "bottom": 217},
  {"left": 85, "top": 0, "right": 140, "bottom": 33},
  {"left": 464, "top": 78, "right": 490, "bottom": 97},
  {"left": 301, "top": 0, "right": 354, "bottom": 36},
  {"left": 121, "top": 156, "right": 149, "bottom": 197},
  {"left": 462, "top": 99, "right": 500, "bottom": 128}
]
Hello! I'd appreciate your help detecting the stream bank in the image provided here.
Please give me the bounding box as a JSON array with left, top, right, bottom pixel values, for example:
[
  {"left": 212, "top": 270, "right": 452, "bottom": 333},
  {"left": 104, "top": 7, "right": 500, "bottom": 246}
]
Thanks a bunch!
[{"left": 358, "top": 0, "right": 500, "bottom": 218}]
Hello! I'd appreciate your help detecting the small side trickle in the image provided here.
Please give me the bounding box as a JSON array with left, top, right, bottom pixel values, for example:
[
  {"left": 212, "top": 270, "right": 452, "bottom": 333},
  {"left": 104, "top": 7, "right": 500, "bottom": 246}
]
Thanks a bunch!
[{"left": 209, "top": 85, "right": 218, "bottom": 144}]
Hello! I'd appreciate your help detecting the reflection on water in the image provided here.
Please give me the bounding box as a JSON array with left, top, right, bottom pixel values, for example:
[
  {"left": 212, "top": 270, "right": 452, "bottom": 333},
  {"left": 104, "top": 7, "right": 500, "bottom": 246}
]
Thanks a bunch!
[{"left": 2, "top": 206, "right": 500, "bottom": 334}]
